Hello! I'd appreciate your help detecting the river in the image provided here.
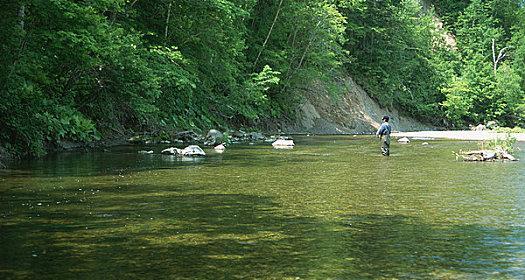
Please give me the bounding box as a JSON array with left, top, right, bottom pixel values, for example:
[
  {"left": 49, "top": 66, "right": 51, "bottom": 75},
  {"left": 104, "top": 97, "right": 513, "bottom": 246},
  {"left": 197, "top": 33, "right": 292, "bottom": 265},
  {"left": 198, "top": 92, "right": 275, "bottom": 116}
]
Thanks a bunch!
[{"left": 1, "top": 136, "right": 524, "bottom": 279}]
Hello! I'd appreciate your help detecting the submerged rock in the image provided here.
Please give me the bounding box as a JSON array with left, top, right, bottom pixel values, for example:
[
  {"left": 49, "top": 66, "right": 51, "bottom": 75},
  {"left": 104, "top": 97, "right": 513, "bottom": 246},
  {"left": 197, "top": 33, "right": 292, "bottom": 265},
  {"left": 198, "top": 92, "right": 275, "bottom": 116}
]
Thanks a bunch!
[
  {"left": 181, "top": 145, "right": 206, "bottom": 156},
  {"left": 398, "top": 137, "right": 410, "bottom": 144}
]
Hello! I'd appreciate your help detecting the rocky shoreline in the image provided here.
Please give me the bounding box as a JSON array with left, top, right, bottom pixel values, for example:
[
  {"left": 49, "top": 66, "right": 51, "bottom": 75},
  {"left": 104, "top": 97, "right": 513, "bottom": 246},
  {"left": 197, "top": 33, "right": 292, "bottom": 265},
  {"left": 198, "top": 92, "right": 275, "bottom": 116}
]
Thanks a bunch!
[{"left": 3, "top": 128, "right": 523, "bottom": 169}]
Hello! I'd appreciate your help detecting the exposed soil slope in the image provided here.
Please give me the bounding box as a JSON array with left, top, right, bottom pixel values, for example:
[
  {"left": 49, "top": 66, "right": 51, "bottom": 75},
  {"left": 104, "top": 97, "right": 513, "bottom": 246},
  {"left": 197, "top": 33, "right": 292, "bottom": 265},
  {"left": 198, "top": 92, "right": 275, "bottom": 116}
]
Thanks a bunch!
[{"left": 281, "top": 77, "right": 433, "bottom": 134}]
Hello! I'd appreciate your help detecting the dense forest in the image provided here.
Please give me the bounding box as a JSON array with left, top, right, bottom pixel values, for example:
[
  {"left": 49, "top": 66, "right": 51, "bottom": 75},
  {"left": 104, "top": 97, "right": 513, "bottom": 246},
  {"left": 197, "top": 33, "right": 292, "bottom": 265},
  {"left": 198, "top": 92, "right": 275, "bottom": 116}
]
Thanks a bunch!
[{"left": 1, "top": 0, "right": 524, "bottom": 157}]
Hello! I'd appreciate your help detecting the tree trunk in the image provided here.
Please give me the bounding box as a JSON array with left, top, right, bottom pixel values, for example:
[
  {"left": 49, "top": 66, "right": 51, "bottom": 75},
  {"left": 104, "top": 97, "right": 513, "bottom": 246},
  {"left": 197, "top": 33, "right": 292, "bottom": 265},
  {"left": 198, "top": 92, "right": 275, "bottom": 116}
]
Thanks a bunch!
[
  {"left": 165, "top": 2, "right": 172, "bottom": 42},
  {"left": 253, "top": 0, "right": 284, "bottom": 68},
  {"left": 296, "top": 20, "right": 321, "bottom": 72},
  {"left": 492, "top": 39, "right": 508, "bottom": 74},
  {"left": 18, "top": 4, "right": 25, "bottom": 31}
]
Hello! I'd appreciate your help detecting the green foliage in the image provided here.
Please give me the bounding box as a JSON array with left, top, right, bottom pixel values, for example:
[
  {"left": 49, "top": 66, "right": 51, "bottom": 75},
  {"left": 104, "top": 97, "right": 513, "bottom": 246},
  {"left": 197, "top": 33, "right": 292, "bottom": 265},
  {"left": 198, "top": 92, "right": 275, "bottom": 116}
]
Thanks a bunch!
[
  {"left": 493, "top": 126, "right": 525, "bottom": 133},
  {"left": 441, "top": 0, "right": 525, "bottom": 127},
  {"left": 230, "top": 65, "right": 281, "bottom": 120},
  {"left": 339, "top": 0, "right": 449, "bottom": 122},
  {"left": 481, "top": 134, "right": 517, "bottom": 153},
  {"left": 1, "top": 0, "right": 524, "bottom": 158},
  {"left": 441, "top": 77, "right": 473, "bottom": 126}
]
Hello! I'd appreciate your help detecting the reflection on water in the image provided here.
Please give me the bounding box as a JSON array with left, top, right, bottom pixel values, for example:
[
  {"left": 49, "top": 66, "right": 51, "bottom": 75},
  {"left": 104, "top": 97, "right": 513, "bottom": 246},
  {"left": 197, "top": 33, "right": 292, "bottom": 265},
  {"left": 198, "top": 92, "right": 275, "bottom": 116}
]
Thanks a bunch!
[{"left": 1, "top": 136, "right": 524, "bottom": 279}]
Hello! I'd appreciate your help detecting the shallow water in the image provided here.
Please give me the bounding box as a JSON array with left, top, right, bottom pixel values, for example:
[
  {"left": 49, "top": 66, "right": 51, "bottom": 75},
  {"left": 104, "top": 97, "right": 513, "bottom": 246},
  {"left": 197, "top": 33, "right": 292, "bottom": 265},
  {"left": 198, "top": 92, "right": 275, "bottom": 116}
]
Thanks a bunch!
[{"left": 1, "top": 136, "right": 524, "bottom": 279}]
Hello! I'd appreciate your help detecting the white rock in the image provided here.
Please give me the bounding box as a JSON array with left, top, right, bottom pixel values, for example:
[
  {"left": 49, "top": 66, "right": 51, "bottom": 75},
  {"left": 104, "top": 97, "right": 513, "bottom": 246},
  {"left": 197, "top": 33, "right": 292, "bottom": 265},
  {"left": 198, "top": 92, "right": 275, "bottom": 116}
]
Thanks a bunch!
[
  {"left": 398, "top": 137, "right": 410, "bottom": 144},
  {"left": 181, "top": 145, "right": 206, "bottom": 156},
  {"left": 272, "top": 139, "right": 295, "bottom": 147},
  {"left": 138, "top": 150, "right": 154, "bottom": 154},
  {"left": 161, "top": 147, "right": 182, "bottom": 155},
  {"left": 214, "top": 144, "right": 225, "bottom": 151}
]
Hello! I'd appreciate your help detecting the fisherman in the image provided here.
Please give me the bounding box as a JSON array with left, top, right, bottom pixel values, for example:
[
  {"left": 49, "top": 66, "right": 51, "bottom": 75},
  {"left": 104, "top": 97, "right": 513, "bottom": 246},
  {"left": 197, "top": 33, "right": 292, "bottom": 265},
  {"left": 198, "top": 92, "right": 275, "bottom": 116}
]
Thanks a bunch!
[{"left": 376, "top": 116, "right": 392, "bottom": 156}]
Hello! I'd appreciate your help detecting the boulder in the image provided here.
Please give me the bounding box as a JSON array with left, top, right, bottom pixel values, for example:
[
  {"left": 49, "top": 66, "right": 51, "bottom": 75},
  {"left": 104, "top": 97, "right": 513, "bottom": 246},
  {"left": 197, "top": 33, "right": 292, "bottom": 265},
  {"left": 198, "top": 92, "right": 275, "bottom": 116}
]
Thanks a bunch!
[
  {"left": 204, "top": 129, "right": 223, "bottom": 146},
  {"left": 138, "top": 150, "right": 154, "bottom": 154},
  {"left": 473, "top": 124, "right": 486, "bottom": 131},
  {"left": 161, "top": 147, "right": 182, "bottom": 155},
  {"left": 398, "top": 137, "right": 410, "bottom": 144},
  {"left": 181, "top": 145, "right": 206, "bottom": 156}
]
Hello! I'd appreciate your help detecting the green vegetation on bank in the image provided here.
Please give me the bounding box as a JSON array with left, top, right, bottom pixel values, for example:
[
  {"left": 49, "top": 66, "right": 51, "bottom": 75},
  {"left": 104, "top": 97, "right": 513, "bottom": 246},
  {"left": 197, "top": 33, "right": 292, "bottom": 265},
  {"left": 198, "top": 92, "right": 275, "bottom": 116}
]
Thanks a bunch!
[{"left": 1, "top": 0, "right": 524, "bottom": 158}]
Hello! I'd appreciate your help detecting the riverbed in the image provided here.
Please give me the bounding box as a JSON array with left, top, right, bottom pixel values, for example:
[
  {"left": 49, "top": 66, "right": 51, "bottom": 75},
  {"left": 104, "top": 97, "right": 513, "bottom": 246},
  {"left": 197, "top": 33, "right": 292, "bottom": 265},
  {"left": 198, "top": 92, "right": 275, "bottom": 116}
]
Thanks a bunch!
[{"left": 1, "top": 136, "right": 524, "bottom": 279}]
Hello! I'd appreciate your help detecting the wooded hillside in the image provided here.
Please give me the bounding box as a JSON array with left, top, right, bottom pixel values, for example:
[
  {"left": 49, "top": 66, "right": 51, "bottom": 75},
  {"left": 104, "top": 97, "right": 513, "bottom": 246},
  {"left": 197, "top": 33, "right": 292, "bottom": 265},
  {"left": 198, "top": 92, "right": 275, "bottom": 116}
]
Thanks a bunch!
[{"left": 1, "top": 0, "right": 524, "bottom": 157}]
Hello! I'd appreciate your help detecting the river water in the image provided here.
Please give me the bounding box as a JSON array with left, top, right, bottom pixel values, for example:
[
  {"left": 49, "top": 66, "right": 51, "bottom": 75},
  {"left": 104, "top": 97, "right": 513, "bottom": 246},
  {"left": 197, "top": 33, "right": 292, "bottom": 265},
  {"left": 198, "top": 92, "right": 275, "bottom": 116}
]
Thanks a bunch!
[{"left": 1, "top": 136, "right": 524, "bottom": 279}]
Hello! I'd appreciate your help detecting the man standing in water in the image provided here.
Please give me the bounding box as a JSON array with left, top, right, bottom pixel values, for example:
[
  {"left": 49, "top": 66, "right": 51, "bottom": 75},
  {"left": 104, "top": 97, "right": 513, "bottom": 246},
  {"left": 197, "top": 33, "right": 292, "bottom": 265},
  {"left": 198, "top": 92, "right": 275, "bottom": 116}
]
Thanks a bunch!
[{"left": 376, "top": 116, "right": 392, "bottom": 156}]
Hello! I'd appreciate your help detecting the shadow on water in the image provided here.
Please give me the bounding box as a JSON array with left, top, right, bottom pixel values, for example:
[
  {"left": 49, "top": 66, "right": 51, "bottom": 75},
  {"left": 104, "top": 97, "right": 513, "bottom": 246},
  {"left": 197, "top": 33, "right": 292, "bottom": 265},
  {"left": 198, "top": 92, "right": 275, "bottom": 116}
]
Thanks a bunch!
[
  {"left": 1, "top": 185, "right": 325, "bottom": 279},
  {"left": 335, "top": 214, "right": 525, "bottom": 279},
  {"left": 1, "top": 182, "right": 524, "bottom": 279}
]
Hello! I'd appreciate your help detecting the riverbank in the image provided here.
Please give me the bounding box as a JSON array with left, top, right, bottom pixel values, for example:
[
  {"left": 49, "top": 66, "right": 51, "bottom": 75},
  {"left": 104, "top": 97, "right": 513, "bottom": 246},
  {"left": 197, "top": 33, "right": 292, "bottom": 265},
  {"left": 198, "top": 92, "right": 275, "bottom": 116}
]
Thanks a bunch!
[{"left": 392, "top": 130, "right": 525, "bottom": 142}]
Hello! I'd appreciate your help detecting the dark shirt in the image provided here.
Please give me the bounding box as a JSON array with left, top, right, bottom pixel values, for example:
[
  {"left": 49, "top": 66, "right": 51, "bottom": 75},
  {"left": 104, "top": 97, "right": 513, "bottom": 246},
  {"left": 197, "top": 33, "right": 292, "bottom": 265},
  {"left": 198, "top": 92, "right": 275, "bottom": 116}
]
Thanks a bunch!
[{"left": 376, "top": 122, "right": 392, "bottom": 136}]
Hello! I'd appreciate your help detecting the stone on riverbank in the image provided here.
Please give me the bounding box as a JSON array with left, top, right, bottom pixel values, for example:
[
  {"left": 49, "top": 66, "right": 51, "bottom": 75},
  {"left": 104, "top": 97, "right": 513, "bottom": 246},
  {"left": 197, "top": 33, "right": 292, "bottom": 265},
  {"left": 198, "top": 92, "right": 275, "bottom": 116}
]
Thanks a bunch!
[{"left": 204, "top": 129, "right": 224, "bottom": 146}]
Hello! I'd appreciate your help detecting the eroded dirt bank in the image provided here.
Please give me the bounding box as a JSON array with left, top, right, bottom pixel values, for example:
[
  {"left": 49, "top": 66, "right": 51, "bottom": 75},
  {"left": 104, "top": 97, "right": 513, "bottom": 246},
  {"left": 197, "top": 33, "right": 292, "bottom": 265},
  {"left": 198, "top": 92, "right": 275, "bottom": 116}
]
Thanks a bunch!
[{"left": 279, "top": 77, "right": 433, "bottom": 134}]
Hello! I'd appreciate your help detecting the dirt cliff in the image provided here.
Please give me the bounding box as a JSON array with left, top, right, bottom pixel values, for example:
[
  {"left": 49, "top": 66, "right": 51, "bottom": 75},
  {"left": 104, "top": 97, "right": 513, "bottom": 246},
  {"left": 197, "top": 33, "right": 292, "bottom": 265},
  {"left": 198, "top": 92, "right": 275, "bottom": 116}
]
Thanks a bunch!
[{"left": 280, "top": 77, "right": 433, "bottom": 134}]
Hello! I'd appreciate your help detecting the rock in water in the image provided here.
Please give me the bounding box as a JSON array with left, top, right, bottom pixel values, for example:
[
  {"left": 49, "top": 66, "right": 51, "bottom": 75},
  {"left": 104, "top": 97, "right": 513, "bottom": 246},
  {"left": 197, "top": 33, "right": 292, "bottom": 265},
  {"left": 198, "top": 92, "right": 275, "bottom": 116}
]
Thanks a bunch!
[
  {"left": 204, "top": 129, "right": 223, "bottom": 146},
  {"left": 398, "top": 137, "right": 410, "bottom": 144},
  {"left": 182, "top": 145, "right": 206, "bottom": 156},
  {"left": 214, "top": 144, "right": 225, "bottom": 153},
  {"left": 161, "top": 147, "right": 182, "bottom": 155},
  {"left": 138, "top": 150, "right": 154, "bottom": 154},
  {"left": 272, "top": 139, "right": 295, "bottom": 148}
]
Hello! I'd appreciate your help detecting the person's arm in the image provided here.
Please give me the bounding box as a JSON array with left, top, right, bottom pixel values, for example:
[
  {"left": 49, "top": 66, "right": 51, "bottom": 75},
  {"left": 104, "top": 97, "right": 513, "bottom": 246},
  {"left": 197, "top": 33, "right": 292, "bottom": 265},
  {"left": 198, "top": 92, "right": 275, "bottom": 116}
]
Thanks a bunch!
[{"left": 376, "top": 124, "right": 385, "bottom": 137}]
